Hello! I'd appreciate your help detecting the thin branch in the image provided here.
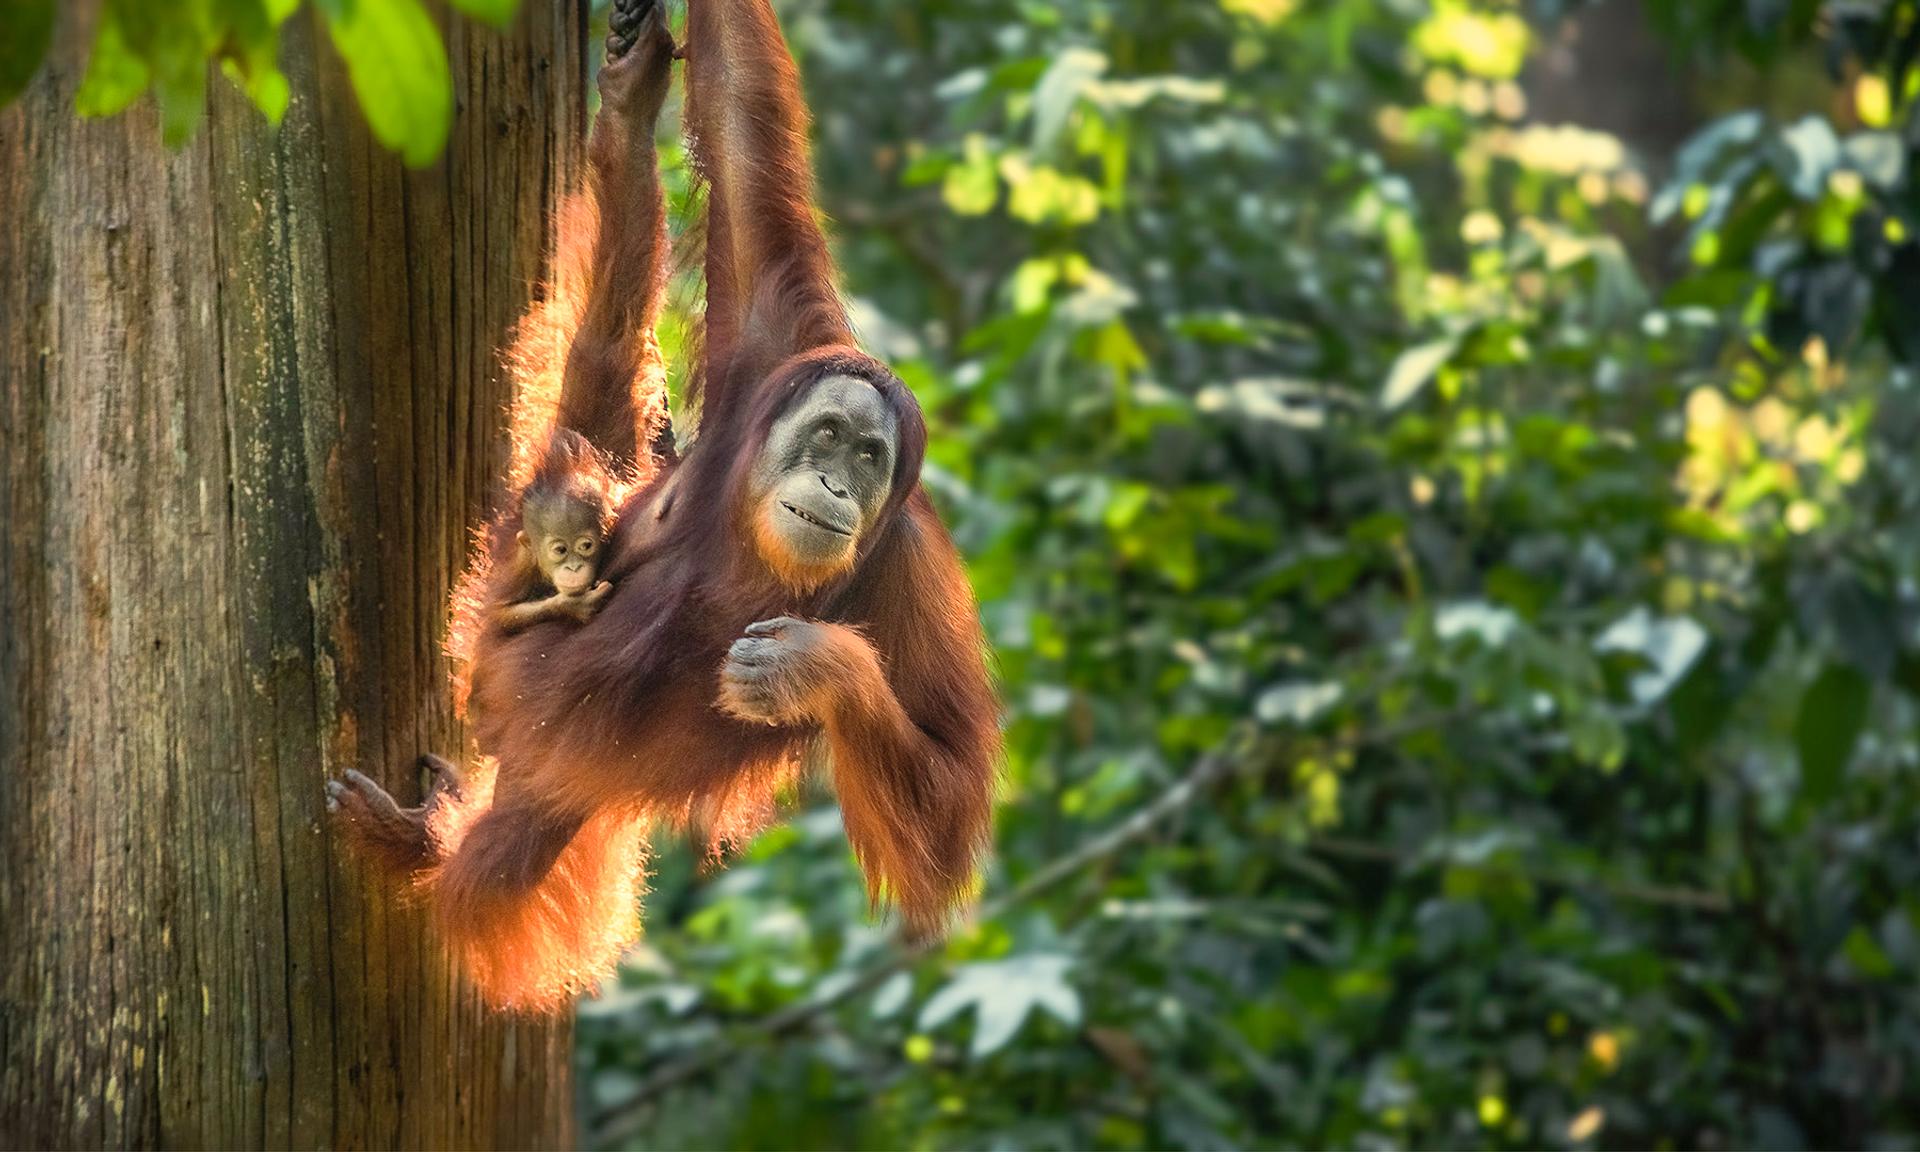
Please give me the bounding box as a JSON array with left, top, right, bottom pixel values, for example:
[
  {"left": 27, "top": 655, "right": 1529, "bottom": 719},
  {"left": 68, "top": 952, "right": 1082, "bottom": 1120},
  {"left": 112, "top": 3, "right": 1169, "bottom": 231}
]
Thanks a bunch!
[{"left": 1306, "top": 836, "right": 1732, "bottom": 913}]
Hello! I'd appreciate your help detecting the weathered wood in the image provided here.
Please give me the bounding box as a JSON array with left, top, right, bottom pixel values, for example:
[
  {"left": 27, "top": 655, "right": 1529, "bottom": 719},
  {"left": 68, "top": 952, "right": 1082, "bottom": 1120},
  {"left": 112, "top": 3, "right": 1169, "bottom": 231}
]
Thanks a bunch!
[{"left": 0, "top": 4, "right": 590, "bottom": 1147}]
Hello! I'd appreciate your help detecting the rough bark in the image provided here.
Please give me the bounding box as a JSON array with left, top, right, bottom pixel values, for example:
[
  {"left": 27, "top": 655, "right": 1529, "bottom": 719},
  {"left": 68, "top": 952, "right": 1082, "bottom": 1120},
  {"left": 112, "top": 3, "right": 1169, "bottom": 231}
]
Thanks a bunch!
[{"left": 0, "top": 4, "right": 589, "bottom": 1147}]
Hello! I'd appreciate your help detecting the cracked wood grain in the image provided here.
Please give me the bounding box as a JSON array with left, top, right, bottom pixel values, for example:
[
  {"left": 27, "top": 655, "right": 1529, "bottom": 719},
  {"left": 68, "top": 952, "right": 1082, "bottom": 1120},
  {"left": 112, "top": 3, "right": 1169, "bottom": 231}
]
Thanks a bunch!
[{"left": 0, "top": 4, "right": 592, "bottom": 1147}]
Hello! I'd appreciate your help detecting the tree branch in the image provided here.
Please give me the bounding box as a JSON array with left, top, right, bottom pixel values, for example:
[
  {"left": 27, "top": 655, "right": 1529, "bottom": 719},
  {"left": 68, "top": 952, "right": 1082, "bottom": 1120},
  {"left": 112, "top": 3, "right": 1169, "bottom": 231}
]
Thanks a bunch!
[{"left": 1306, "top": 835, "right": 1732, "bottom": 913}]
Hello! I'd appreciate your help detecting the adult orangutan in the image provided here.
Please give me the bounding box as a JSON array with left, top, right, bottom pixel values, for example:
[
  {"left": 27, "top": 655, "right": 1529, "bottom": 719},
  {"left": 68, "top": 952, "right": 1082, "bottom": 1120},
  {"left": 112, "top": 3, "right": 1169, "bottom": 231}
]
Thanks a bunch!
[{"left": 327, "top": 0, "right": 1000, "bottom": 1010}]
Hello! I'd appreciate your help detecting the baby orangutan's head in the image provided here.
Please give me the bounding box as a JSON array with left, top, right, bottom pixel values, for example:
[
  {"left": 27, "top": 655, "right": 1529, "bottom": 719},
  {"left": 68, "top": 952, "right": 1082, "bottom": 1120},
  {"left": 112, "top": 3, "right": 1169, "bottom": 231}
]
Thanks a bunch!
[{"left": 518, "top": 429, "right": 615, "bottom": 595}]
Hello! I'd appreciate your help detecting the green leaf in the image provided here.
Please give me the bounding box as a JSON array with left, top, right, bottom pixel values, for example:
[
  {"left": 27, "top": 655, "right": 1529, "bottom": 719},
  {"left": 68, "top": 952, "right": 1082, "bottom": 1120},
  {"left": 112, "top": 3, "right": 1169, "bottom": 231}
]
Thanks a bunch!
[
  {"left": 71, "top": 0, "right": 296, "bottom": 140},
  {"left": 75, "top": 11, "right": 152, "bottom": 119},
  {"left": 941, "top": 134, "right": 1000, "bottom": 217},
  {"left": 0, "top": 0, "right": 56, "bottom": 106},
  {"left": 1777, "top": 115, "right": 1840, "bottom": 200},
  {"left": 224, "top": 55, "right": 291, "bottom": 124},
  {"left": 1826, "top": 575, "right": 1896, "bottom": 681},
  {"left": 1842, "top": 924, "right": 1893, "bottom": 979},
  {"left": 1794, "top": 663, "right": 1871, "bottom": 804},
  {"left": 1381, "top": 338, "right": 1457, "bottom": 411},
  {"left": 324, "top": 0, "right": 453, "bottom": 167},
  {"left": 1030, "top": 47, "right": 1105, "bottom": 154},
  {"left": 1102, "top": 481, "right": 1152, "bottom": 530},
  {"left": 1088, "top": 320, "right": 1145, "bottom": 377},
  {"left": 918, "top": 954, "right": 1081, "bottom": 1059},
  {"left": 213, "top": 0, "right": 292, "bottom": 123},
  {"left": 108, "top": 0, "right": 218, "bottom": 145},
  {"left": 1666, "top": 110, "right": 1763, "bottom": 196},
  {"left": 1568, "top": 706, "right": 1627, "bottom": 773},
  {"left": 152, "top": 49, "right": 211, "bottom": 147},
  {"left": 449, "top": 0, "right": 519, "bottom": 28},
  {"left": 1256, "top": 680, "right": 1342, "bottom": 726}
]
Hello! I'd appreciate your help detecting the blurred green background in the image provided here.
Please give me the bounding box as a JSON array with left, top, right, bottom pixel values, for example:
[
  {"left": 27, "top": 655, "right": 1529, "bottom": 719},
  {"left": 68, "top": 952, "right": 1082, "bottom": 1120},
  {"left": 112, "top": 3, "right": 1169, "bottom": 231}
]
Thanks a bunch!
[
  {"left": 34, "top": 0, "right": 1920, "bottom": 1146},
  {"left": 592, "top": 2, "right": 1920, "bottom": 1147}
]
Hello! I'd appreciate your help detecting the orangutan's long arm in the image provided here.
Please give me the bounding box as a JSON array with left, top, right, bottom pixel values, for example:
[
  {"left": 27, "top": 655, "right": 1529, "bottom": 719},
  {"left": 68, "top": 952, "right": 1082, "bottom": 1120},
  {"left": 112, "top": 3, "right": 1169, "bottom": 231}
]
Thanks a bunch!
[
  {"left": 818, "top": 634, "right": 997, "bottom": 932},
  {"left": 683, "top": 0, "right": 854, "bottom": 411},
  {"left": 719, "top": 503, "right": 999, "bottom": 931},
  {"left": 552, "top": 0, "right": 677, "bottom": 470}
]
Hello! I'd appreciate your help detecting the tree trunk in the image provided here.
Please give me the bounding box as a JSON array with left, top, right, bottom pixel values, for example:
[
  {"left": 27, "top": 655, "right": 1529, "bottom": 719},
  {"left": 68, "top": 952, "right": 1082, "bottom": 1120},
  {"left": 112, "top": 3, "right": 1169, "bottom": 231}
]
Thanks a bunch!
[{"left": 0, "top": 5, "right": 588, "bottom": 1147}]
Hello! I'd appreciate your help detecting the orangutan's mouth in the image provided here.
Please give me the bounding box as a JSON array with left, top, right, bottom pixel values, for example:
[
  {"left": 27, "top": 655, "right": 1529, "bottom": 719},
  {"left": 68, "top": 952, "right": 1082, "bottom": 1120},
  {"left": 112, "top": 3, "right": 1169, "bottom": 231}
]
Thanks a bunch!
[{"left": 782, "top": 502, "right": 853, "bottom": 536}]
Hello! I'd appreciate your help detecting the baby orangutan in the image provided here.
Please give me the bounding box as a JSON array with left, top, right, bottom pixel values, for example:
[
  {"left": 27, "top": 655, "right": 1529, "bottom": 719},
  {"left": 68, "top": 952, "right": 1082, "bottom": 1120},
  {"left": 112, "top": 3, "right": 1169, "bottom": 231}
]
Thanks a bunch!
[
  {"left": 323, "top": 431, "right": 619, "bottom": 873},
  {"left": 497, "top": 429, "right": 616, "bottom": 632}
]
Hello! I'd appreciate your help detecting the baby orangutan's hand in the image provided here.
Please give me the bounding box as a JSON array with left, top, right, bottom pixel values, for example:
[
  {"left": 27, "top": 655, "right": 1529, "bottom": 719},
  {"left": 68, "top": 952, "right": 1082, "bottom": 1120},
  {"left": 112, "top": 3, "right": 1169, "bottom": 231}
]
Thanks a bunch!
[{"left": 561, "top": 581, "right": 613, "bottom": 622}]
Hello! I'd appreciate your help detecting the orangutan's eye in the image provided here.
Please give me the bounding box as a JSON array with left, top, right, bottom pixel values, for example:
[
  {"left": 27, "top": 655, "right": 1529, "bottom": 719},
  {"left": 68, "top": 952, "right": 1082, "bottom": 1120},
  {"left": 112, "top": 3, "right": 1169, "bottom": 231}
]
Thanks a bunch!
[{"left": 577, "top": 538, "right": 596, "bottom": 555}]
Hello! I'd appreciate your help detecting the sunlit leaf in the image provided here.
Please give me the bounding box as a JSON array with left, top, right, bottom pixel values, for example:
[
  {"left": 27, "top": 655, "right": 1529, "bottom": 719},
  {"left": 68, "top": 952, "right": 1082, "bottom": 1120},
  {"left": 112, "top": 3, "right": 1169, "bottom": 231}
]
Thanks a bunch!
[
  {"left": 1198, "top": 377, "right": 1333, "bottom": 429},
  {"left": 1001, "top": 155, "right": 1101, "bottom": 226},
  {"left": 1777, "top": 115, "right": 1841, "bottom": 200},
  {"left": 1030, "top": 47, "right": 1105, "bottom": 154},
  {"left": 868, "top": 971, "right": 913, "bottom": 1020},
  {"left": 324, "top": 0, "right": 452, "bottom": 167},
  {"left": 918, "top": 954, "right": 1081, "bottom": 1059},
  {"left": 1594, "top": 608, "right": 1708, "bottom": 706},
  {"left": 1256, "top": 680, "right": 1342, "bottom": 726},
  {"left": 1843, "top": 131, "right": 1904, "bottom": 190},
  {"left": 1087, "top": 320, "right": 1146, "bottom": 378},
  {"left": 1085, "top": 75, "right": 1225, "bottom": 108},
  {"left": 941, "top": 134, "right": 999, "bottom": 216},
  {"left": 74, "top": 11, "right": 151, "bottom": 119},
  {"left": 1381, "top": 338, "right": 1457, "bottom": 411},
  {"left": 1102, "top": 482, "right": 1151, "bottom": 529},
  {"left": 1220, "top": 0, "right": 1296, "bottom": 24},
  {"left": 1412, "top": 2, "right": 1529, "bottom": 78},
  {"left": 1435, "top": 600, "right": 1520, "bottom": 647},
  {"left": 1567, "top": 1105, "right": 1607, "bottom": 1143}
]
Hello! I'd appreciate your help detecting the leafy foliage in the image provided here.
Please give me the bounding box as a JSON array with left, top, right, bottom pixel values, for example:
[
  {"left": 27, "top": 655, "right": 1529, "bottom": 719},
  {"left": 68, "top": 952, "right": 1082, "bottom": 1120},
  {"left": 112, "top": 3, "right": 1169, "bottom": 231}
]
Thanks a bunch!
[
  {"left": 582, "top": 1, "right": 1920, "bottom": 1149},
  {"left": 7, "top": 0, "right": 518, "bottom": 162}
]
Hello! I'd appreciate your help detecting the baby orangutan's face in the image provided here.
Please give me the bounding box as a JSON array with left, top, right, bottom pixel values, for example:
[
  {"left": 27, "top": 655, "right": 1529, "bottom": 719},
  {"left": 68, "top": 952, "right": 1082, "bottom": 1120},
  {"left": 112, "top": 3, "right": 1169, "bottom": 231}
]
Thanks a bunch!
[{"left": 519, "top": 501, "right": 603, "bottom": 595}]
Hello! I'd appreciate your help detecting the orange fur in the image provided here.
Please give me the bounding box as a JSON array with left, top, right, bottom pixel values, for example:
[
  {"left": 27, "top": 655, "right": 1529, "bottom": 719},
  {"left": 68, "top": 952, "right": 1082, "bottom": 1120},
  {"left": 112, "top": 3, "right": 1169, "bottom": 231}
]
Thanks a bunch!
[
  {"left": 684, "top": 0, "right": 852, "bottom": 408},
  {"left": 338, "top": 0, "right": 1000, "bottom": 1012},
  {"left": 747, "top": 495, "right": 855, "bottom": 593},
  {"left": 419, "top": 757, "right": 650, "bottom": 1011},
  {"left": 680, "top": 748, "right": 802, "bottom": 860},
  {"left": 501, "top": 16, "right": 674, "bottom": 495},
  {"left": 444, "top": 521, "right": 496, "bottom": 717},
  {"left": 431, "top": 21, "right": 679, "bottom": 1007},
  {"left": 717, "top": 510, "right": 999, "bottom": 930}
]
